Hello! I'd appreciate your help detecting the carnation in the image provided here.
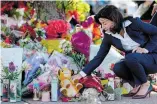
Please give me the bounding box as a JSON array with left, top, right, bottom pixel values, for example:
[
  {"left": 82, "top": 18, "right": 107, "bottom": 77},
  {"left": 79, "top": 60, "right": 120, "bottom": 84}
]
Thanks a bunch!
[{"left": 45, "top": 19, "right": 71, "bottom": 39}]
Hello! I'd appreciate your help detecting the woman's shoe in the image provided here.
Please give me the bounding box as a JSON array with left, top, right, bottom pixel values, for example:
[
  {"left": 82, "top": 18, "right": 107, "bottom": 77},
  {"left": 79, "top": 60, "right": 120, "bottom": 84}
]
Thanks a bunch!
[
  {"left": 132, "top": 84, "right": 153, "bottom": 99},
  {"left": 122, "top": 86, "right": 141, "bottom": 97}
]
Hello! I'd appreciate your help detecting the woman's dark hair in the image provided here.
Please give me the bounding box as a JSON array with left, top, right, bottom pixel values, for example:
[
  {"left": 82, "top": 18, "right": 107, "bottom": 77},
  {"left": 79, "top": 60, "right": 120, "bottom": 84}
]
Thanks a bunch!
[{"left": 94, "top": 5, "right": 123, "bottom": 33}]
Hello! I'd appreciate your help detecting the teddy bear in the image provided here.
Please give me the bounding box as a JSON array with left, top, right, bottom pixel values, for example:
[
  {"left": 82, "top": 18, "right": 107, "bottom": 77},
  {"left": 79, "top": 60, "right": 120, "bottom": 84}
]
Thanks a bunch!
[{"left": 58, "top": 67, "right": 83, "bottom": 97}]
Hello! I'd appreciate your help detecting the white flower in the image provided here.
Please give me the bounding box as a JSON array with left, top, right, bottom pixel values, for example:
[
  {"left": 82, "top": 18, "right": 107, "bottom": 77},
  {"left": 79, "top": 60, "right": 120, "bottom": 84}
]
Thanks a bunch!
[
  {"left": 60, "top": 39, "right": 66, "bottom": 45},
  {"left": 62, "top": 43, "right": 67, "bottom": 49},
  {"left": 59, "top": 44, "right": 62, "bottom": 49},
  {"left": 16, "top": 8, "right": 25, "bottom": 16}
]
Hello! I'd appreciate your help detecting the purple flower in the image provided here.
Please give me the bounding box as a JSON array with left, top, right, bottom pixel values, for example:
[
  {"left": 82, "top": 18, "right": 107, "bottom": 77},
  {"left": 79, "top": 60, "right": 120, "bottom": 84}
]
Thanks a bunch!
[
  {"left": 9, "top": 62, "right": 15, "bottom": 72},
  {"left": 61, "top": 59, "right": 67, "bottom": 64}
]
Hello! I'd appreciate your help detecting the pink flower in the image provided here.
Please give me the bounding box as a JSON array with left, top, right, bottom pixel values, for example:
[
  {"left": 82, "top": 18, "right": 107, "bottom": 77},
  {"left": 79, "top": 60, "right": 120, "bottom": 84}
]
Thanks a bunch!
[{"left": 81, "top": 17, "right": 94, "bottom": 28}]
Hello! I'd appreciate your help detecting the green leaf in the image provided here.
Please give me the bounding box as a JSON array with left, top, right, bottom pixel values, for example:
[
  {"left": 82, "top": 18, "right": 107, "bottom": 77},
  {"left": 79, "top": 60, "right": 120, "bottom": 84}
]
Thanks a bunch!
[{"left": 3, "top": 67, "right": 9, "bottom": 74}]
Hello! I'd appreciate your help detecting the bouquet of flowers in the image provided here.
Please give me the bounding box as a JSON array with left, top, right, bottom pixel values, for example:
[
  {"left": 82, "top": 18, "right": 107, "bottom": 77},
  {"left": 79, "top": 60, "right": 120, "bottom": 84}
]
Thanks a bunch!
[
  {"left": 56, "top": 0, "right": 90, "bottom": 22},
  {"left": 1, "top": 1, "right": 35, "bottom": 20},
  {"left": 59, "top": 39, "right": 86, "bottom": 69},
  {"left": 59, "top": 39, "right": 72, "bottom": 55}
]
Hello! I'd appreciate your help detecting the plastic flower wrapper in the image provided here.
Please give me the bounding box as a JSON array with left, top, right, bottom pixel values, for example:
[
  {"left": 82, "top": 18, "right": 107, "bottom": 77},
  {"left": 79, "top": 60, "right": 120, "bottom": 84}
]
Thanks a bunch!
[
  {"left": 26, "top": 70, "right": 53, "bottom": 92},
  {"left": 79, "top": 76, "right": 103, "bottom": 93},
  {"left": 71, "top": 51, "right": 86, "bottom": 70},
  {"left": 59, "top": 39, "right": 72, "bottom": 55},
  {"left": 41, "top": 39, "right": 63, "bottom": 54},
  {"left": 23, "top": 52, "right": 49, "bottom": 86},
  {"left": 23, "top": 49, "right": 36, "bottom": 61},
  {"left": 71, "top": 31, "right": 91, "bottom": 58},
  {"left": 18, "top": 35, "right": 31, "bottom": 47},
  {"left": 19, "top": 38, "right": 47, "bottom": 53},
  {"left": 114, "top": 88, "right": 122, "bottom": 100},
  {"left": 58, "top": 30, "right": 86, "bottom": 68},
  {"left": 104, "top": 85, "right": 115, "bottom": 101},
  {"left": 22, "top": 56, "right": 61, "bottom": 95},
  {"left": 22, "top": 71, "right": 51, "bottom": 96},
  {"left": 48, "top": 51, "right": 80, "bottom": 74}
]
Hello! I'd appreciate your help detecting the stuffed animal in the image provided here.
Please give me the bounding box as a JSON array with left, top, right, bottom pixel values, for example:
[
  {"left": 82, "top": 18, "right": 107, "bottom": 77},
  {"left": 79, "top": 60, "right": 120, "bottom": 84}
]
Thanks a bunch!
[{"left": 58, "top": 67, "right": 83, "bottom": 97}]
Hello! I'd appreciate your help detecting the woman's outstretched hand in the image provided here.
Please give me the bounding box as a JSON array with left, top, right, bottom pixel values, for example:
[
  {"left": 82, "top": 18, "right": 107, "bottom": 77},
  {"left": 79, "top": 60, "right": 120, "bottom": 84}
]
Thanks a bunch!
[
  {"left": 132, "top": 47, "right": 149, "bottom": 54},
  {"left": 72, "top": 73, "right": 83, "bottom": 80}
]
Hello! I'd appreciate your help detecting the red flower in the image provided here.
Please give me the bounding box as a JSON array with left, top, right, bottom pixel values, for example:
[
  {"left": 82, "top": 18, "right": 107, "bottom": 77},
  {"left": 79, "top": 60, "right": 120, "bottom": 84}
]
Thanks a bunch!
[
  {"left": 4, "top": 37, "right": 11, "bottom": 44},
  {"left": 30, "top": 9, "right": 35, "bottom": 17},
  {"left": 18, "top": 1, "right": 26, "bottom": 8},
  {"left": 18, "top": 1, "right": 29, "bottom": 12},
  {"left": 45, "top": 20, "right": 71, "bottom": 39},
  {"left": 67, "top": 10, "right": 79, "bottom": 22},
  {"left": 1, "top": 2, "right": 14, "bottom": 14},
  {"left": 81, "top": 17, "right": 94, "bottom": 28},
  {"left": 20, "top": 24, "right": 36, "bottom": 39},
  {"left": 104, "top": 73, "right": 115, "bottom": 79},
  {"left": 110, "top": 63, "right": 115, "bottom": 71}
]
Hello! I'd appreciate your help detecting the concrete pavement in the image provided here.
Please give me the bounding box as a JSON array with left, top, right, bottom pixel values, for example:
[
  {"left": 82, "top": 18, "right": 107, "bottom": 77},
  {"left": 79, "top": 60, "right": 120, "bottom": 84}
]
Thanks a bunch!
[{"left": 2, "top": 92, "right": 157, "bottom": 104}]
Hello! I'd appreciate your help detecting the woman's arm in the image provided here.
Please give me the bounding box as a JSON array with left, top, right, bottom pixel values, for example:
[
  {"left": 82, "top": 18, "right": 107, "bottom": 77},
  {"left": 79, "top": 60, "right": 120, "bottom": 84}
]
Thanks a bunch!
[
  {"left": 135, "top": 17, "right": 157, "bottom": 52},
  {"left": 80, "top": 34, "right": 111, "bottom": 76}
]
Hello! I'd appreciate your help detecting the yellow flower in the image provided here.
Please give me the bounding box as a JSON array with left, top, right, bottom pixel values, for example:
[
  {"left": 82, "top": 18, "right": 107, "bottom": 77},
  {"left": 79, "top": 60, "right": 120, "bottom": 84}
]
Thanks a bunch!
[
  {"left": 61, "top": 34, "right": 72, "bottom": 41},
  {"left": 0, "top": 42, "right": 11, "bottom": 48},
  {"left": 36, "top": 21, "right": 47, "bottom": 29},
  {"left": 28, "top": 18, "right": 36, "bottom": 25}
]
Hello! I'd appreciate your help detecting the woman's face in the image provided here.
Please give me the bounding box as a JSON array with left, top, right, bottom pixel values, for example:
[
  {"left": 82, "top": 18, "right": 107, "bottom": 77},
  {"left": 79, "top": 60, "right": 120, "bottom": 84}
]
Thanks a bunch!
[{"left": 99, "top": 18, "right": 115, "bottom": 31}]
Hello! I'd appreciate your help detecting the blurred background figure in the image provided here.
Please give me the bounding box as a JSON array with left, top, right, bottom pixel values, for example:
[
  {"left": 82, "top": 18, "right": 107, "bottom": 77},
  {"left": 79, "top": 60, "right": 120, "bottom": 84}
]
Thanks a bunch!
[
  {"left": 152, "top": 3, "right": 157, "bottom": 15},
  {"left": 133, "top": 0, "right": 155, "bottom": 20},
  {"left": 110, "top": 0, "right": 138, "bottom": 17}
]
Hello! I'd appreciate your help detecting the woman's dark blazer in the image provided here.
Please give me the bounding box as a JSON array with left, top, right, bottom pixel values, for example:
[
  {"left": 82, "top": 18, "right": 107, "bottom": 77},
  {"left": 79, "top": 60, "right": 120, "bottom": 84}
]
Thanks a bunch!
[{"left": 82, "top": 17, "right": 157, "bottom": 75}]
